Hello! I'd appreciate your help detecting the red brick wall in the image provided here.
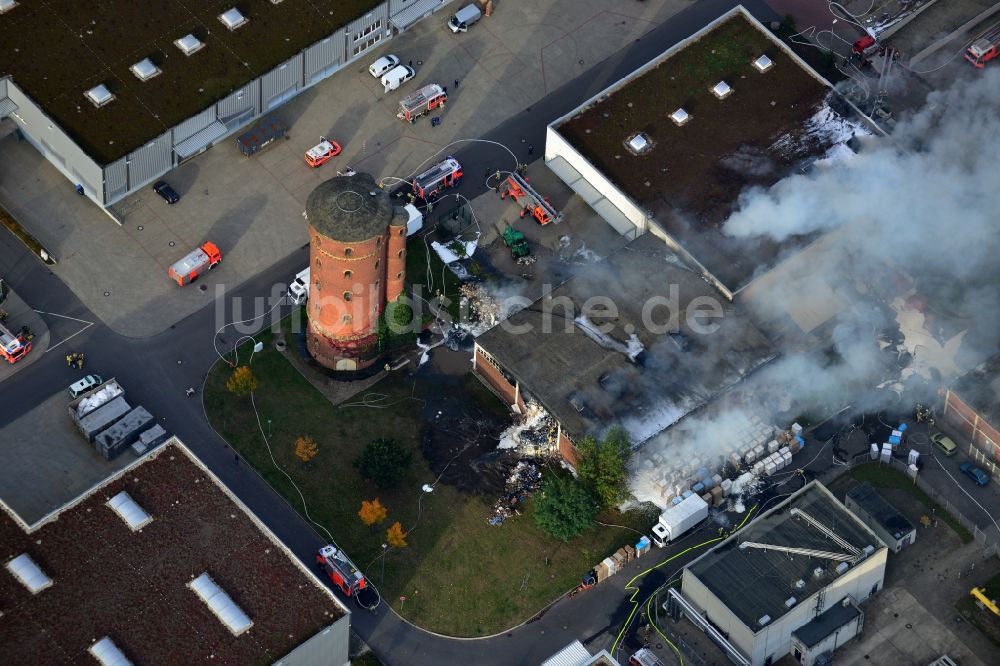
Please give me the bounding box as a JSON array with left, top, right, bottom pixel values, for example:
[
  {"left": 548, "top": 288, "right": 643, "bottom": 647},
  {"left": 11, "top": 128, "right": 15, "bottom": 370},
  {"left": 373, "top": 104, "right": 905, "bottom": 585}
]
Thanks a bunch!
[
  {"left": 559, "top": 428, "right": 579, "bottom": 468},
  {"left": 474, "top": 347, "right": 518, "bottom": 408},
  {"left": 943, "top": 391, "right": 1000, "bottom": 461}
]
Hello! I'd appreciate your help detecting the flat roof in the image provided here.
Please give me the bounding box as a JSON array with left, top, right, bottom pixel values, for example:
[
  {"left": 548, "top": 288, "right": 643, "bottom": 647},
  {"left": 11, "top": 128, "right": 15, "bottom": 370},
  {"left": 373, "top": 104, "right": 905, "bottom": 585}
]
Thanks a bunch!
[
  {"left": 0, "top": 0, "right": 381, "bottom": 163},
  {"left": 846, "top": 483, "right": 915, "bottom": 539},
  {"left": 686, "top": 481, "right": 884, "bottom": 631},
  {"left": 0, "top": 439, "right": 346, "bottom": 663},
  {"left": 476, "top": 234, "right": 776, "bottom": 445},
  {"left": 556, "top": 9, "right": 864, "bottom": 291},
  {"left": 951, "top": 353, "right": 1000, "bottom": 430},
  {"left": 792, "top": 599, "right": 861, "bottom": 648}
]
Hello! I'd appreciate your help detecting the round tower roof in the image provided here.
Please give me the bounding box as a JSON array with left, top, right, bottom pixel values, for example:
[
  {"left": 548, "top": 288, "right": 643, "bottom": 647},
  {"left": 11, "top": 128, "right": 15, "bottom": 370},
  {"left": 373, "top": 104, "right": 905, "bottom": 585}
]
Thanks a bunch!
[{"left": 306, "top": 173, "right": 394, "bottom": 243}]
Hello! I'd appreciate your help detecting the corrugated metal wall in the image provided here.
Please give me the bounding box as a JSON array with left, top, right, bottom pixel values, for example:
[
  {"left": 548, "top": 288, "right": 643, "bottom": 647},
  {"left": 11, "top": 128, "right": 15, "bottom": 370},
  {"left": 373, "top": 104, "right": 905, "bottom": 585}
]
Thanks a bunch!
[
  {"left": 217, "top": 80, "right": 259, "bottom": 128},
  {"left": 104, "top": 157, "right": 128, "bottom": 202},
  {"left": 345, "top": 4, "right": 391, "bottom": 58},
  {"left": 172, "top": 106, "right": 217, "bottom": 143},
  {"left": 3, "top": 80, "right": 104, "bottom": 201},
  {"left": 261, "top": 53, "right": 303, "bottom": 110},
  {"left": 304, "top": 36, "right": 344, "bottom": 87},
  {"left": 0, "top": 77, "right": 7, "bottom": 98},
  {"left": 127, "top": 131, "right": 173, "bottom": 188}
]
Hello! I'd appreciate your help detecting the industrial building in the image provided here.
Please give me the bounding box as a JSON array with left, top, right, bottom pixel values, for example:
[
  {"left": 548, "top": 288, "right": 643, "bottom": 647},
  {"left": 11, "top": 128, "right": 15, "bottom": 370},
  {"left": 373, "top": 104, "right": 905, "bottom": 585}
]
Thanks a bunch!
[
  {"left": 0, "top": 438, "right": 351, "bottom": 665},
  {"left": 0, "top": 0, "right": 454, "bottom": 215},
  {"left": 305, "top": 172, "right": 407, "bottom": 371},
  {"left": 845, "top": 482, "right": 916, "bottom": 553},
  {"left": 942, "top": 354, "right": 1000, "bottom": 464},
  {"left": 474, "top": 234, "right": 776, "bottom": 465},
  {"left": 542, "top": 640, "right": 620, "bottom": 666},
  {"left": 673, "top": 481, "right": 887, "bottom": 666},
  {"left": 544, "top": 5, "right": 871, "bottom": 298}
]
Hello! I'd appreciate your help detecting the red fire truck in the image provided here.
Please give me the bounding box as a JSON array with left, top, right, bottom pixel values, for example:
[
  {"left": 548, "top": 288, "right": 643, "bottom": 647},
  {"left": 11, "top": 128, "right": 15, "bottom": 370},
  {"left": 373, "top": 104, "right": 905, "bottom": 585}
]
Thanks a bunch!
[
  {"left": 396, "top": 84, "right": 448, "bottom": 123},
  {"left": 411, "top": 157, "right": 463, "bottom": 199},
  {"left": 0, "top": 322, "right": 32, "bottom": 364},
  {"left": 965, "top": 25, "right": 1000, "bottom": 68},
  {"left": 168, "top": 241, "right": 222, "bottom": 286},
  {"left": 316, "top": 544, "right": 368, "bottom": 597}
]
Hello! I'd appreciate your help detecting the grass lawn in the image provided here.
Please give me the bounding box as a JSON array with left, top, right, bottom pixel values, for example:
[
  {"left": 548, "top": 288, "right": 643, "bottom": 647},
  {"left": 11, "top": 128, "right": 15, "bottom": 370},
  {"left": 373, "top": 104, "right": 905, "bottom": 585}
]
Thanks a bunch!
[
  {"left": 849, "top": 464, "right": 973, "bottom": 543},
  {"left": 956, "top": 570, "right": 1000, "bottom": 647},
  {"left": 205, "top": 318, "right": 655, "bottom": 636}
]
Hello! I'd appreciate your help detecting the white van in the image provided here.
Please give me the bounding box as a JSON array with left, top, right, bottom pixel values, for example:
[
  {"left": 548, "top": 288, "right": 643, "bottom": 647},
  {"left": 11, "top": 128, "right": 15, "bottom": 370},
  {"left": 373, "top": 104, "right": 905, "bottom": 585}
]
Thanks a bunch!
[
  {"left": 448, "top": 4, "right": 482, "bottom": 33},
  {"left": 381, "top": 64, "right": 415, "bottom": 92}
]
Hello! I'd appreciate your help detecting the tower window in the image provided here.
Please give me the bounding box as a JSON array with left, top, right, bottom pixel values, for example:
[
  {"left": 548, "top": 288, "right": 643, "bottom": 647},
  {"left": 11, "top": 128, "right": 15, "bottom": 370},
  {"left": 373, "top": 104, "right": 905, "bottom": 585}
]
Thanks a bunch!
[
  {"left": 396, "top": 272, "right": 403, "bottom": 279},
  {"left": 345, "top": 247, "right": 353, "bottom": 257},
  {"left": 397, "top": 250, "right": 404, "bottom": 258},
  {"left": 342, "top": 314, "right": 352, "bottom": 323},
  {"left": 315, "top": 281, "right": 321, "bottom": 292},
  {"left": 375, "top": 259, "right": 380, "bottom": 269},
  {"left": 376, "top": 236, "right": 382, "bottom": 245},
  {"left": 315, "top": 258, "right": 322, "bottom": 270},
  {"left": 344, "top": 270, "right": 353, "bottom": 279},
  {"left": 343, "top": 291, "right": 352, "bottom": 302},
  {"left": 399, "top": 227, "right": 405, "bottom": 236}
]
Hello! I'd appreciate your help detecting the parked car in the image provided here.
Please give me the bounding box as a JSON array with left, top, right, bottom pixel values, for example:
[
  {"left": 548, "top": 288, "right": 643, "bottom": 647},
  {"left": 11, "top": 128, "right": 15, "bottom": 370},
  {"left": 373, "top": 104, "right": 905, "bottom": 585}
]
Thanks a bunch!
[
  {"left": 448, "top": 4, "right": 482, "bottom": 33},
  {"left": 368, "top": 54, "right": 400, "bottom": 78},
  {"left": 381, "top": 64, "right": 415, "bottom": 92},
  {"left": 931, "top": 432, "right": 958, "bottom": 457},
  {"left": 68, "top": 374, "right": 103, "bottom": 399},
  {"left": 153, "top": 180, "right": 180, "bottom": 204},
  {"left": 304, "top": 138, "right": 342, "bottom": 167},
  {"left": 960, "top": 461, "right": 990, "bottom": 486}
]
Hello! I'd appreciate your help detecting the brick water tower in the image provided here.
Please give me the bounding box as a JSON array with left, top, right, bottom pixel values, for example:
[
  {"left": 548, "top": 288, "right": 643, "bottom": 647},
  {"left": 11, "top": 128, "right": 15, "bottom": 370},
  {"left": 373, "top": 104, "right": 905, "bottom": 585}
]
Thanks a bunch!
[{"left": 305, "top": 173, "right": 407, "bottom": 371}]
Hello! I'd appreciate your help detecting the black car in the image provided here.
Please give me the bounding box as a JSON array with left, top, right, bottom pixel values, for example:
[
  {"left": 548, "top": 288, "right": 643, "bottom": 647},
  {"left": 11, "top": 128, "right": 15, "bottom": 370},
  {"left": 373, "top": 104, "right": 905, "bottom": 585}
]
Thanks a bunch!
[{"left": 153, "top": 180, "right": 180, "bottom": 204}]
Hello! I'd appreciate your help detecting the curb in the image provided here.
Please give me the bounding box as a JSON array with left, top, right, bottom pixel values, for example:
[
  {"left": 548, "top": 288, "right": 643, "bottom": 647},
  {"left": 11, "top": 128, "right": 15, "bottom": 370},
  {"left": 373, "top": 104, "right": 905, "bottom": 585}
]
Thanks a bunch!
[{"left": 0, "top": 202, "right": 57, "bottom": 265}]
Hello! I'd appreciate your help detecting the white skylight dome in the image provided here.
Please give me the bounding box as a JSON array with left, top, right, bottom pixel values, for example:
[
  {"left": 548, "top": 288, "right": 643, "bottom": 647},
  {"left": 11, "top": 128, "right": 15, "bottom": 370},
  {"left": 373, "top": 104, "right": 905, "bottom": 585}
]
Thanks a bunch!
[
  {"left": 189, "top": 573, "right": 253, "bottom": 635},
  {"left": 753, "top": 54, "right": 774, "bottom": 72},
  {"left": 711, "top": 81, "right": 733, "bottom": 99},
  {"left": 85, "top": 84, "right": 115, "bottom": 108},
  {"left": 107, "top": 491, "right": 153, "bottom": 531},
  {"left": 6, "top": 553, "right": 53, "bottom": 594},
  {"left": 130, "top": 58, "right": 161, "bottom": 82},
  {"left": 626, "top": 132, "right": 652, "bottom": 154},
  {"left": 89, "top": 637, "right": 133, "bottom": 666},
  {"left": 219, "top": 8, "right": 248, "bottom": 31},
  {"left": 669, "top": 108, "right": 690, "bottom": 126},
  {"left": 0, "top": 0, "right": 19, "bottom": 15},
  {"left": 174, "top": 34, "right": 204, "bottom": 56}
]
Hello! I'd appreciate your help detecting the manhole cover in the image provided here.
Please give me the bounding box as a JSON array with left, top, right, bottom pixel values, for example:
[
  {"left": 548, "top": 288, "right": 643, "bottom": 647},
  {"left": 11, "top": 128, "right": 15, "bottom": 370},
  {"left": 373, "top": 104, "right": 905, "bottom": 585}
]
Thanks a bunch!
[
  {"left": 137, "top": 225, "right": 144, "bottom": 231},
  {"left": 578, "top": 59, "right": 584, "bottom": 65},
  {"left": 905, "top": 623, "right": 912, "bottom": 629},
  {"left": 656, "top": 644, "right": 663, "bottom": 650},
  {"left": 335, "top": 190, "right": 365, "bottom": 213},
  {"left": 169, "top": 241, "right": 176, "bottom": 247},
  {"left": 103, "top": 291, "right": 110, "bottom": 297},
  {"left": 198, "top": 284, "right": 207, "bottom": 292},
  {"left": 177, "top": 360, "right": 183, "bottom": 365}
]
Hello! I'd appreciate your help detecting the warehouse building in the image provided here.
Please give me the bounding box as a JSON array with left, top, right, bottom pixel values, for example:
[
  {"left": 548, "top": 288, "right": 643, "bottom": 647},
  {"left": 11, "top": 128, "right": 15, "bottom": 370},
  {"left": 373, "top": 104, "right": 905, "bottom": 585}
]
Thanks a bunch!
[
  {"left": 942, "top": 354, "right": 1000, "bottom": 467},
  {"left": 544, "top": 5, "right": 872, "bottom": 298},
  {"left": 845, "top": 482, "right": 916, "bottom": 553},
  {"left": 473, "top": 234, "right": 776, "bottom": 466},
  {"left": 0, "top": 438, "right": 351, "bottom": 665},
  {"left": 673, "top": 481, "right": 887, "bottom": 666},
  {"left": 0, "top": 0, "right": 453, "bottom": 216}
]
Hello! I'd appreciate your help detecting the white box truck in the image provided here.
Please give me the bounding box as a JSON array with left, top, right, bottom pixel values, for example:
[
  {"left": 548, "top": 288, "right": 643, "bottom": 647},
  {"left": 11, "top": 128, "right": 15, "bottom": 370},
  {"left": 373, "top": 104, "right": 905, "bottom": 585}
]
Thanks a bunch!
[
  {"left": 651, "top": 494, "right": 709, "bottom": 547},
  {"left": 287, "top": 267, "right": 310, "bottom": 305}
]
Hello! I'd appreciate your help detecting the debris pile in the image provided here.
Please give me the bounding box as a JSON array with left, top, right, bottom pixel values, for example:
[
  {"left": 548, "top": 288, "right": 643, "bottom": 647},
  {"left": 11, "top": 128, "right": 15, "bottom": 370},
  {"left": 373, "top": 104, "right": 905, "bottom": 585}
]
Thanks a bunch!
[
  {"left": 498, "top": 402, "right": 556, "bottom": 454},
  {"left": 460, "top": 283, "right": 501, "bottom": 328},
  {"left": 488, "top": 461, "right": 542, "bottom": 526}
]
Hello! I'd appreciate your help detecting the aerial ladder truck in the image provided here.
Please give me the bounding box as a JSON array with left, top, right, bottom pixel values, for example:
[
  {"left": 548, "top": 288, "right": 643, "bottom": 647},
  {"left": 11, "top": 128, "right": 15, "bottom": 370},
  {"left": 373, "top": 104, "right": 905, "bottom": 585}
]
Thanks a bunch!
[{"left": 498, "top": 172, "right": 563, "bottom": 225}]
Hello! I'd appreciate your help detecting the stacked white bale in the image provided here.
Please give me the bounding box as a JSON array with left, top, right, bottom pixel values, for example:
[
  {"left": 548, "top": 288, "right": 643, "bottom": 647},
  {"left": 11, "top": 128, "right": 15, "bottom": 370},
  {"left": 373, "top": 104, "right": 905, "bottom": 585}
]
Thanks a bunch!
[
  {"left": 768, "top": 440, "right": 780, "bottom": 454},
  {"left": 720, "top": 478, "right": 733, "bottom": 497},
  {"left": 782, "top": 451, "right": 793, "bottom": 467}
]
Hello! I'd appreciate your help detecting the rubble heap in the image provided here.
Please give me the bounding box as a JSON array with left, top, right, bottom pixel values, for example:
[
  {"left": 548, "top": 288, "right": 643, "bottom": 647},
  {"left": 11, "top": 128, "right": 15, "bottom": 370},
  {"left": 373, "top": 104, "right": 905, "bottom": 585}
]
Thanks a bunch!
[{"left": 488, "top": 461, "right": 543, "bottom": 526}]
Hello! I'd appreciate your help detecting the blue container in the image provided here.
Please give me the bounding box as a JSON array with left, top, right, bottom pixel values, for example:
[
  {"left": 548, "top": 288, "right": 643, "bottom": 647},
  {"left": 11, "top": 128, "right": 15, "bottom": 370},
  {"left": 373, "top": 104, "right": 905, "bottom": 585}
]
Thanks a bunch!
[
  {"left": 795, "top": 434, "right": 805, "bottom": 447},
  {"left": 897, "top": 423, "right": 908, "bottom": 431},
  {"left": 702, "top": 477, "right": 715, "bottom": 489},
  {"left": 671, "top": 496, "right": 683, "bottom": 506},
  {"left": 696, "top": 467, "right": 709, "bottom": 479},
  {"left": 888, "top": 435, "right": 901, "bottom": 445},
  {"left": 692, "top": 482, "right": 705, "bottom": 494},
  {"left": 682, "top": 490, "right": 693, "bottom": 499}
]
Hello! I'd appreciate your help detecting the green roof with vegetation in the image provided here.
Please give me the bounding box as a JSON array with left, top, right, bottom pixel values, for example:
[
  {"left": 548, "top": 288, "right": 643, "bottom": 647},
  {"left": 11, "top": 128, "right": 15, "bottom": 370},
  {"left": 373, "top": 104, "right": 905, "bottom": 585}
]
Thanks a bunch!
[{"left": 0, "top": 0, "right": 382, "bottom": 163}]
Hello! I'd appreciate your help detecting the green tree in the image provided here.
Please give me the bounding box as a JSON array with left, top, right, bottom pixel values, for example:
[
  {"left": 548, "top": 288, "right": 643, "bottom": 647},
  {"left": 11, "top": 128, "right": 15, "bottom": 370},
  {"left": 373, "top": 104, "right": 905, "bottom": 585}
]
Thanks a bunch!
[
  {"left": 534, "top": 475, "right": 597, "bottom": 541},
  {"left": 576, "top": 427, "right": 632, "bottom": 508},
  {"left": 354, "top": 438, "right": 412, "bottom": 489}
]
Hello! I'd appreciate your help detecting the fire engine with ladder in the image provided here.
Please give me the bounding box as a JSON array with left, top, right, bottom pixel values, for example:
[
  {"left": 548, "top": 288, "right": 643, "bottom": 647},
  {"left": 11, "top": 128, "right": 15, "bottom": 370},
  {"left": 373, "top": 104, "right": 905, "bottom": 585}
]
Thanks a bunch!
[
  {"left": 411, "top": 157, "right": 463, "bottom": 199},
  {"left": 396, "top": 84, "right": 448, "bottom": 123},
  {"left": 499, "top": 172, "right": 563, "bottom": 225},
  {"left": 966, "top": 24, "right": 1000, "bottom": 68},
  {"left": 0, "top": 322, "right": 32, "bottom": 364},
  {"left": 316, "top": 544, "right": 368, "bottom": 597}
]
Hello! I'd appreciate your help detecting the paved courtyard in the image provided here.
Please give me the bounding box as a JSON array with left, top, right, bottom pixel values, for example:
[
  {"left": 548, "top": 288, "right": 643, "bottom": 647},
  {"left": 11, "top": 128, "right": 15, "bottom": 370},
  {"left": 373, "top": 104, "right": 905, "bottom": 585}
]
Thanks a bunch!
[{"left": 0, "top": 0, "right": 692, "bottom": 337}]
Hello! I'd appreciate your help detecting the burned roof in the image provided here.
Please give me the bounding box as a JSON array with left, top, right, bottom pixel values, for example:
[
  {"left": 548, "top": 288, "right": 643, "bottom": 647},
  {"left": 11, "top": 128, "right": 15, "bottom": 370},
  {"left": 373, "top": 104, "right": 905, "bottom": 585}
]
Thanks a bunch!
[
  {"left": 555, "top": 8, "right": 866, "bottom": 292},
  {"left": 846, "top": 483, "right": 915, "bottom": 539},
  {"left": 0, "top": 0, "right": 381, "bottom": 163},
  {"left": 685, "top": 481, "right": 884, "bottom": 631},
  {"left": 476, "top": 234, "right": 776, "bottom": 445},
  {"left": 306, "top": 173, "right": 397, "bottom": 243},
  {"left": 950, "top": 353, "right": 1000, "bottom": 430},
  {"left": 0, "top": 439, "right": 346, "bottom": 664}
]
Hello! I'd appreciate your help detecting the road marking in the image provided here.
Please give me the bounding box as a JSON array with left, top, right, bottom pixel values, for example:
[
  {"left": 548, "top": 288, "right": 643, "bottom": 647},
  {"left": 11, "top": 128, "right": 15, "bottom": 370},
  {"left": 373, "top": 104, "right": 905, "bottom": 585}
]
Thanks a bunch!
[{"left": 33, "top": 310, "right": 95, "bottom": 354}]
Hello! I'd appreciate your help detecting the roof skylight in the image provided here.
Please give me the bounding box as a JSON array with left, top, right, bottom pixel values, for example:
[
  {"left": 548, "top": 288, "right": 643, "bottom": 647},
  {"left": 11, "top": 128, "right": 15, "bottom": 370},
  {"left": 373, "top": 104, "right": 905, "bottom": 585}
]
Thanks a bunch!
[
  {"left": 85, "top": 84, "right": 115, "bottom": 108},
  {"left": 89, "top": 637, "right": 133, "bottom": 666},
  {"left": 669, "top": 108, "right": 690, "bottom": 126},
  {"left": 107, "top": 491, "right": 153, "bottom": 531},
  {"left": 174, "top": 34, "right": 204, "bottom": 56},
  {"left": 753, "top": 55, "right": 774, "bottom": 73},
  {"left": 130, "top": 58, "right": 161, "bottom": 82},
  {"left": 711, "top": 81, "right": 733, "bottom": 99},
  {"left": 6, "top": 553, "right": 53, "bottom": 594},
  {"left": 219, "top": 8, "right": 248, "bottom": 31},
  {"left": 189, "top": 573, "right": 253, "bottom": 635}
]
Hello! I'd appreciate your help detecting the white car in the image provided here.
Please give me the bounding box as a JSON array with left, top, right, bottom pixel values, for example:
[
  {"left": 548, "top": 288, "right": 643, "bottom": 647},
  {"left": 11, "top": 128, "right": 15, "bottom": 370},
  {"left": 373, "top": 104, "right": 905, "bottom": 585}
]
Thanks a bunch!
[
  {"left": 69, "top": 374, "right": 103, "bottom": 399},
  {"left": 369, "top": 54, "right": 400, "bottom": 78}
]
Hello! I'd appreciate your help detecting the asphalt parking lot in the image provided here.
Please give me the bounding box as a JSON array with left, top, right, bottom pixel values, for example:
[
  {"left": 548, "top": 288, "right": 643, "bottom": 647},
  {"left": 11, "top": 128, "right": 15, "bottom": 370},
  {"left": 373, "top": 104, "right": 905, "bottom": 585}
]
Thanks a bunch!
[{"left": 0, "top": 0, "right": 689, "bottom": 337}]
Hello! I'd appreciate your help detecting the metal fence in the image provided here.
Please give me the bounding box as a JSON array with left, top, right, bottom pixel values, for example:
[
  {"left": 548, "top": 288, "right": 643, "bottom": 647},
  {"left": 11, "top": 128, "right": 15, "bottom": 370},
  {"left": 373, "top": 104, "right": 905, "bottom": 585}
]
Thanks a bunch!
[{"left": 821, "top": 454, "right": 1000, "bottom": 557}]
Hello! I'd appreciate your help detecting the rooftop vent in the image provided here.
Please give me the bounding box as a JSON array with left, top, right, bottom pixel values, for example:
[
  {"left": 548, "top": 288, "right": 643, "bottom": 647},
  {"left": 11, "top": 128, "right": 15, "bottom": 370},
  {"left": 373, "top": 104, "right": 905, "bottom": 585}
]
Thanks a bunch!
[
  {"left": 269, "top": 0, "right": 284, "bottom": 4},
  {"left": 794, "top": 578, "right": 805, "bottom": 589},
  {"left": 6, "top": 553, "right": 53, "bottom": 594},
  {"left": 107, "top": 491, "right": 153, "bottom": 531},
  {"left": 835, "top": 561, "right": 850, "bottom": 574},
  {"left": 219, "top": 8, "right": 248, "bottom": 31},
  {"left": 711, "top": 81, "right": 733, "bottom": 99},
  {"left": 669, "top": 108, "right": 690, "bottom": 126},
  {"left": 189, "top": 573, "right": 253, "bottom": 635},
  {"left": 863, "top": 544, "right": 876, "bottom": 556},
  {"left": 85, "top": 84, "right": 115, "bottom": 108},
  {"left": 758, "top": 614, "right": 771, "bottom": 627},
  {"left": 626, "top": 132, "right": 652, "bottom": 155},
  {"left": 0, "top": 0, "right": 18, "bottom": 15},
  {"left": 753, "top": 55, "right": 774, "bottom": 73},
  {"left": 129, "top": 58, "right": 161, "bottom": 82},
  {"left": 813, "top": 566, "right": 824, "bottom": 578},
  {"left": 784, "top": 596, "right": 797, "bottom": 608},
  {"left": 89, "top": 637, "right": 133, "bottom": 666},
  {"left": 174, "top": 34, "right": 204, "bottom": 56}
]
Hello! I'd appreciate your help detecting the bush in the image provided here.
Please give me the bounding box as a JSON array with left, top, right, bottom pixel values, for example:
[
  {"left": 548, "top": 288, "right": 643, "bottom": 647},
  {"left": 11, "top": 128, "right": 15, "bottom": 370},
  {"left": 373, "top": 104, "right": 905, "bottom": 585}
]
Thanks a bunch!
[
  {"left": 355, "top": 438, "right": 412, "bottom": 489},
  {"left": 576, "top": 427, "right": 632, "bottom": 509},
  {"left": 534, "top": 475, "right": 597, "bottom": 541}
]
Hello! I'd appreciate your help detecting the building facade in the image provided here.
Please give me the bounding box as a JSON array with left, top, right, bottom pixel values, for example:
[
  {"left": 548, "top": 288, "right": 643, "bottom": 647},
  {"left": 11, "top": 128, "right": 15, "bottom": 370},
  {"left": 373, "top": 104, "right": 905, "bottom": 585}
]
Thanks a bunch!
[{"left": 305, "top": 172, "right": 406, "bottom": 371}]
